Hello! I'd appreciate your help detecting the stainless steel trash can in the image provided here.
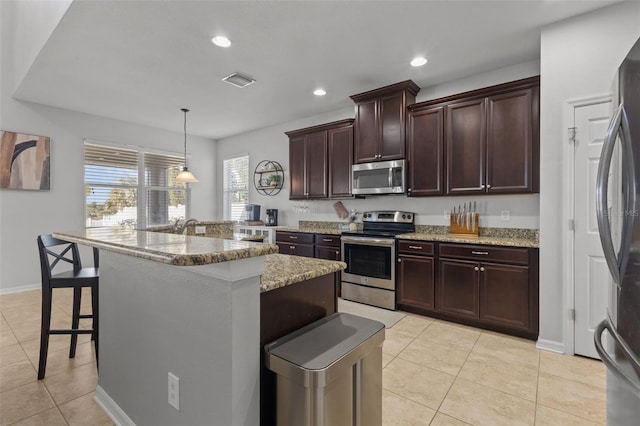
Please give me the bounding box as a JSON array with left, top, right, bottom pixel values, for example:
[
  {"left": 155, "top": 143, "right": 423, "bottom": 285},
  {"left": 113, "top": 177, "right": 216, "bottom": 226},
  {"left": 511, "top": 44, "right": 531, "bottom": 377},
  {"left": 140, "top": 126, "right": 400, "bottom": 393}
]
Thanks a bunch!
[{"left": 264, "top": 312, "right": 385, "bottom": 426}]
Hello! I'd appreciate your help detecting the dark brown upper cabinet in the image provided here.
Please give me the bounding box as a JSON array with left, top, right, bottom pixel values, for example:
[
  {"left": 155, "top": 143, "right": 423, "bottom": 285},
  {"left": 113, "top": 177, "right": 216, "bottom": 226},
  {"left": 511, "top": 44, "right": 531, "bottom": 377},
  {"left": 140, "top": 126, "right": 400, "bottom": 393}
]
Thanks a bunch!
[
  {"left": 327, "top": 125, "right": 354, "bottom": 198},
  {"left": 285, "top": 119, "right": 354, "bottom": 200},
  {"left": 350, "top": 80, "right": 420, "bottom": 164},
  {"left": 407, "top": 76, "right": 539, "bottom": 196},
  {"left": 406, "top": 105, "right": 445, "bottom": 196}
]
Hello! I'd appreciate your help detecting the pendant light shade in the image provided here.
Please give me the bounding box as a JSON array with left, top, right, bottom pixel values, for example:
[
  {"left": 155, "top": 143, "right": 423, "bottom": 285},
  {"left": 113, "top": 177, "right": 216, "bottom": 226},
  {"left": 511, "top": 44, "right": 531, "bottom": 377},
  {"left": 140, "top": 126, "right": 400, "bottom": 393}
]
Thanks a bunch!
[{"left": 176, "top": 108, "right": 198, "bottom": 183}]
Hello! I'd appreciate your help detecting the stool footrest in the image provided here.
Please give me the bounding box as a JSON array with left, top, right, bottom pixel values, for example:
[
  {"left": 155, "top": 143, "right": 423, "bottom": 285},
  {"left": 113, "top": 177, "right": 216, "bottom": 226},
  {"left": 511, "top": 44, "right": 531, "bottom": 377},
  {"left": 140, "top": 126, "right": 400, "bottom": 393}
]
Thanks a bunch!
[{"left": 49, "top": 329, "right": 94, "bottom": 335}]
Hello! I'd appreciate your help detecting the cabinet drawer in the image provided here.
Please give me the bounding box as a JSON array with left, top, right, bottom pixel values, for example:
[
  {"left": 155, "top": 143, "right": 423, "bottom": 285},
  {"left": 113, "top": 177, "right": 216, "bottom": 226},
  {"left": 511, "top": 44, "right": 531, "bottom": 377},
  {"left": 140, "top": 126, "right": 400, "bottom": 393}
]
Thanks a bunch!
[
  {"left": 276, "top": 242, "right": 314, "bottom": 258},
  {"left": 315, "top": 234, "right": 341, "bottom": 247},
  {"left": 398, "top": 240, "right": 434, "bottom": 256},
  {"left": 439, "top": 243, "right": 529, "bottom": 265},
  {"left": 276, "top": 231, "right": 315, "bottom": 244}
]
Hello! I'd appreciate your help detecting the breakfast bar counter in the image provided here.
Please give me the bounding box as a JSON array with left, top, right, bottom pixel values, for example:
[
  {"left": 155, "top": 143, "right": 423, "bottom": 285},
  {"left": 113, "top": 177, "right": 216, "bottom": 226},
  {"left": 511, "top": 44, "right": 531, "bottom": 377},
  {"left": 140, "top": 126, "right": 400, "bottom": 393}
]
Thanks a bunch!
[{"left": 52, "top": 228, "right": 345, "bottom": 426}]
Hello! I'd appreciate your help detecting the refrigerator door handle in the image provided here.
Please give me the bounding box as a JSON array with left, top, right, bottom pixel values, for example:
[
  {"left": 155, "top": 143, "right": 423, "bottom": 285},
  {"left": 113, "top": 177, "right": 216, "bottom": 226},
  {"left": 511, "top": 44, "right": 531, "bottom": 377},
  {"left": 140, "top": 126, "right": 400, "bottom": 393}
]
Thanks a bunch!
[
  {"left": 618, "top": 105, "right": 636, "bottom": 282},
  {"left": 594, "top": 317, "right": 640, "bottom": 399},
  {"left": 596, "top": 104, "right": 635, "bottom": 286}
]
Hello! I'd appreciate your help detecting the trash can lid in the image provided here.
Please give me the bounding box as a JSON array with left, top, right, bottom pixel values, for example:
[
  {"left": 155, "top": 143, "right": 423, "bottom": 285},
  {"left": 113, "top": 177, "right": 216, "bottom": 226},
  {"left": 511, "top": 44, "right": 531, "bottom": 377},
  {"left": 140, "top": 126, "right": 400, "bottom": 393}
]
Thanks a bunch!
[{"left": 265, "top": 312, "right": 385, "bottom": 371}]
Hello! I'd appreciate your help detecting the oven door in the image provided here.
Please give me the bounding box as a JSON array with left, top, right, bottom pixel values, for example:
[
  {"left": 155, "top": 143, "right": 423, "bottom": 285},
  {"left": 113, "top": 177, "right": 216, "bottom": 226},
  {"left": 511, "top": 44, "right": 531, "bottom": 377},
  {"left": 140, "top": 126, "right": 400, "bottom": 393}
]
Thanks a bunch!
[{"left": 341, "top": 236, "right": 395, "bottom": 290}]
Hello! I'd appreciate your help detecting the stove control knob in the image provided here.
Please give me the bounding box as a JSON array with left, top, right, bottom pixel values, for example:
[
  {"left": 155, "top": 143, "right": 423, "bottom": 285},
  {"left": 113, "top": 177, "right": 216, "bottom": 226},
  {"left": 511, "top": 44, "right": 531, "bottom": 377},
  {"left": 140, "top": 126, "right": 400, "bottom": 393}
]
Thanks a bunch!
[
  {"left": 402, "top": 214, "right": 406, "bottom": 219},
  {"left": 407, "top": 214, "right": 412, "bottom": 220}
]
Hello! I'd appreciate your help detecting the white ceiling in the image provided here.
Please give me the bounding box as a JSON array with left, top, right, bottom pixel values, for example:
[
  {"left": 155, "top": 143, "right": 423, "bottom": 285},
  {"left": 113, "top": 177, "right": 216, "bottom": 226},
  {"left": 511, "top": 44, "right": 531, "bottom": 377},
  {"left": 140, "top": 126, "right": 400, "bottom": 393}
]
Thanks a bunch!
[{"left": 14, "top": 0, "right": 617, "bottom": 140}]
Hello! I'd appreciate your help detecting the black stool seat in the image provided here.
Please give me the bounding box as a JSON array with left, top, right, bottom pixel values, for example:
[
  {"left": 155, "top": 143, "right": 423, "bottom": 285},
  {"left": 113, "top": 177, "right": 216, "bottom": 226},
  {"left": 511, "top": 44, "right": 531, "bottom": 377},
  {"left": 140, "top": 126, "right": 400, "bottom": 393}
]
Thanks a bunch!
[{"left": 37, "top": 234, "right": 99, "bottom": 380}]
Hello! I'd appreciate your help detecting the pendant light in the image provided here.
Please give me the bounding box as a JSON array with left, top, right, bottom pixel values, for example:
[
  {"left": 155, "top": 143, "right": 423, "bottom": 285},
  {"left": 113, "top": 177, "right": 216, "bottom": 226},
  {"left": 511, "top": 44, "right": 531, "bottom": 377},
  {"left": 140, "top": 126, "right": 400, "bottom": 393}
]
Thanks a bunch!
[{"left": 176, "top": 108, "right": 198, "bottom": 183}]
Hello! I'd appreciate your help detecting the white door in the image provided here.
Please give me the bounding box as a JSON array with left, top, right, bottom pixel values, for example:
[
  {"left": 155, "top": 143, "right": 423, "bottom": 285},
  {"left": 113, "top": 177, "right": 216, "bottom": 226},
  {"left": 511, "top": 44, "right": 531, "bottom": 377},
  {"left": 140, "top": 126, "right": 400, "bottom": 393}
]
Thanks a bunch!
[{"left": 573, "top": 100, "right": 614, "bottom": 358}]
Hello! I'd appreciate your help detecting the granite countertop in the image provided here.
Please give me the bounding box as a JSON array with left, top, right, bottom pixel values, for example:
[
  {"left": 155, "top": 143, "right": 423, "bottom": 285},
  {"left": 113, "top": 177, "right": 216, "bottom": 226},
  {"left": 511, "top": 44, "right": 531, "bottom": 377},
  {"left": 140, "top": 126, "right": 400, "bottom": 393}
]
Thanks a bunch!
[
  {"left": 275, "top": 223, "right": 539, "bottom": 248},
  {"left": 396, "top": 232, "right": 539, "bottom": 248},
  {"left": 260, "top": 253, "right": 346, "bottom": 293},
  {"left": 53, "top": 228, "right": 278, "bottom": 266},
  {"left": 275, "top": 226, "right": 343, "bottom": 235}
]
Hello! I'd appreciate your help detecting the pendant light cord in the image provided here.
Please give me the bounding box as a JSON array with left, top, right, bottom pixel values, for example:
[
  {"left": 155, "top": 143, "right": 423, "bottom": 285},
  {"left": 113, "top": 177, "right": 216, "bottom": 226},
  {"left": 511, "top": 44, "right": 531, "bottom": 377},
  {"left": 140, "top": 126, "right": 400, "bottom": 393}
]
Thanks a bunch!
[{"left": 182, "top": 108, "right": 189, "bottom": 168}]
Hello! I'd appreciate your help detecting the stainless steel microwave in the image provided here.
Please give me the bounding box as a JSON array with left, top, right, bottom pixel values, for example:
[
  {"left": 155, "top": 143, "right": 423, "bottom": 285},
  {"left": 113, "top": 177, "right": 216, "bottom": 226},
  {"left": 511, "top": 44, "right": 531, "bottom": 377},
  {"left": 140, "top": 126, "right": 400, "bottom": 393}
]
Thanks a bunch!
[{"left": 352, "top": 159, "right": 406, "bottom": 195}]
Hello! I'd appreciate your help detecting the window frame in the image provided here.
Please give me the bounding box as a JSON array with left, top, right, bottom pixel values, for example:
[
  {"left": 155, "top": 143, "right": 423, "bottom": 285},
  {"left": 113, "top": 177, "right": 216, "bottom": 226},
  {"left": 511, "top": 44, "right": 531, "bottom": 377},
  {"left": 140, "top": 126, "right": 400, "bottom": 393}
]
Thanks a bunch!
[
  {"left": 222, "top": 154, "right": 250, "bottom": 221},
  {"left": 84, "top": 139, "right": 191, "bottom": 229}
]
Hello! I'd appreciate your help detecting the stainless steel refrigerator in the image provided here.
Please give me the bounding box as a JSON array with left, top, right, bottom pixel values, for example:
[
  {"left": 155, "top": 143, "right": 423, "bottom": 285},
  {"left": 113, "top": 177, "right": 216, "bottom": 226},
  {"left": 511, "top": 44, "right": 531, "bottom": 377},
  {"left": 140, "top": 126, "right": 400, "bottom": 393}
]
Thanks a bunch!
[{"left": 595, "top": 36, "right": 640, "bottom": 425}]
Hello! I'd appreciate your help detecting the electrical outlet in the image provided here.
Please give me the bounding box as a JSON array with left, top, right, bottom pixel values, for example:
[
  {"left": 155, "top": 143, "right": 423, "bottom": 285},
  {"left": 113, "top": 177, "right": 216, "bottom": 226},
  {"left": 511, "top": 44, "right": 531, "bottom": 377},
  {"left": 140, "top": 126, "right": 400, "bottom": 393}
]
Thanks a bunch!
[
  {"left": 195, "top": 226, "right": 206, "bottom": 234},
  {"left": 444, "top": 210, "right": 450, "bottom": 219},
  {"left": 501, "top": 210, "right": 511, "bottom": 221},
  {"left": 168, "top": 372, "right": 180, "bottom": 411}
]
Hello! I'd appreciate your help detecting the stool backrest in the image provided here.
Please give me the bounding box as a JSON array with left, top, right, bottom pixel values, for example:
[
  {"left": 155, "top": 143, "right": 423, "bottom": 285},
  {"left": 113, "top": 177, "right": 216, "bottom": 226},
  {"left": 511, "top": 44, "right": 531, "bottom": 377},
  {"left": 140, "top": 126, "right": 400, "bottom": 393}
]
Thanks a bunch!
[{"left": 37, "top": 234, "right": 82, "bottom": 281}]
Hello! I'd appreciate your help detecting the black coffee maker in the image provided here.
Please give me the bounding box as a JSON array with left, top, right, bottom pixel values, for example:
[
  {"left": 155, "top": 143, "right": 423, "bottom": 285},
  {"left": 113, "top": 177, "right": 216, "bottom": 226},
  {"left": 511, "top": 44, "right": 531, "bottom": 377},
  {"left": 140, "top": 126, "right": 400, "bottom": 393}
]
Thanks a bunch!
[{"left": 265, "top": 209, "right": 278, "bottom": 226}]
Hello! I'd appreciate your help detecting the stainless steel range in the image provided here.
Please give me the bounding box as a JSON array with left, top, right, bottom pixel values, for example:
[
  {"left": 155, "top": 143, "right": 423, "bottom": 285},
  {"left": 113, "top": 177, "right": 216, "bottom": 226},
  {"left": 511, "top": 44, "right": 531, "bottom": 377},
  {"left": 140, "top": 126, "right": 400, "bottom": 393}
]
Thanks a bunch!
[{"left": 341, "top": 210, "right": 415, "bottom": 310}]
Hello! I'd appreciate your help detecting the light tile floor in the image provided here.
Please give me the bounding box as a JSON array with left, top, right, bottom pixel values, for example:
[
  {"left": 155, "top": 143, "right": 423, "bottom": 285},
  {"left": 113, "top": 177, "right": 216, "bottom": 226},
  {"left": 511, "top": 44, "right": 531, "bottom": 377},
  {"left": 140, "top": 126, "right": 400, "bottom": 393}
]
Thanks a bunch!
[{"left": 0, "top": 290, "right": 605, "bottom": 425}]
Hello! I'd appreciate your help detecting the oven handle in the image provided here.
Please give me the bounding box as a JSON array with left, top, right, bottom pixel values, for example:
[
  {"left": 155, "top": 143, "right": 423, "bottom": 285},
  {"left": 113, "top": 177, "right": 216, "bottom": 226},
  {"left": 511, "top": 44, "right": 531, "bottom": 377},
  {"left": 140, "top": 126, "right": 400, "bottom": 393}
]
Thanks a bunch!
[{"left": 341, "top": 236, "right": 395, "bottom": 247}]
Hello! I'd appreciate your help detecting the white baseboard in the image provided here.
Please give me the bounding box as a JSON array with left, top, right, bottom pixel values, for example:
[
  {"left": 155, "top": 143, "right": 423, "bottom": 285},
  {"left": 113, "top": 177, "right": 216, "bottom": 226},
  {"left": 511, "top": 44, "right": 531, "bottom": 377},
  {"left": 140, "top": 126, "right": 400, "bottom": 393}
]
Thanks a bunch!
[
  {"left": 536, "top": 338, "right": 565, "bottom": 354},
  {"left": 0, "top": 284, "right": 40, "bottom": 295},
  {"left": 94, "top": 386, "right": 136, "bottom": 426}
]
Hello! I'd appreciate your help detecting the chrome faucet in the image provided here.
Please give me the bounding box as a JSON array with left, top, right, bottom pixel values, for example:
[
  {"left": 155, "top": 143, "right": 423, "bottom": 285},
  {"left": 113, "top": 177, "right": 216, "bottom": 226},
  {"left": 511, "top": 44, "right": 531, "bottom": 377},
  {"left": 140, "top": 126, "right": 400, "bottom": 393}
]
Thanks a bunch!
[{"left": 172, "top": 218, "right": 198, "bottom": 234}]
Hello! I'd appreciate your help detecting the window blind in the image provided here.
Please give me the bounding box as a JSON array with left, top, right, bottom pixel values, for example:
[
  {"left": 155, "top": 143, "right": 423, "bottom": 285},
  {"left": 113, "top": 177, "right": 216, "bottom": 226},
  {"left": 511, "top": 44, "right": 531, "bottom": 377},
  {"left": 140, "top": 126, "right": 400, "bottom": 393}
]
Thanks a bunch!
[
  {"left": 85, "top": 142, "right": 190, "bottom": 228},
  {"left": 223, "top": 155, "right": 249, "bottom": 221}
]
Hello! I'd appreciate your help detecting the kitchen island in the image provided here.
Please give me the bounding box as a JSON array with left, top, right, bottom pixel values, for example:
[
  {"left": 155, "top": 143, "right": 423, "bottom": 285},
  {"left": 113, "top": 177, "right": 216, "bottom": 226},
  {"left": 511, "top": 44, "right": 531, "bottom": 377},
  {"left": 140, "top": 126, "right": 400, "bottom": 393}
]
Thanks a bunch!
[{"left": 52, "top": 228, "right": 345, "bottom": 426}]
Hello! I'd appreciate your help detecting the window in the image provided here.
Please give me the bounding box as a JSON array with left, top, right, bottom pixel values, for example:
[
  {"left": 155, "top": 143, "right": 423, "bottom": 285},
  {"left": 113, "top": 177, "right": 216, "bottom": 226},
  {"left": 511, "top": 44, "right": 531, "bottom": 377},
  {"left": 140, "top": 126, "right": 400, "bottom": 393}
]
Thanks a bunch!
[
  {"left": 223, "top": 155, "right": 249, "bottom": 221},
  {"left": 84, "top": 142, "right": 190, "bottom": 228}
]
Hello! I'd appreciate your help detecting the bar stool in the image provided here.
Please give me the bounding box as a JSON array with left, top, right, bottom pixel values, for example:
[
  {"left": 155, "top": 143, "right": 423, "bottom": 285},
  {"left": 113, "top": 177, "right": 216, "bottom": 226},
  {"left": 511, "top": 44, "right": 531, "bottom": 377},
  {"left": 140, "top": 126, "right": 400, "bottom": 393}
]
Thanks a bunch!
[{"left": 37, "top": 234, "right": 99, "bottom": 380}]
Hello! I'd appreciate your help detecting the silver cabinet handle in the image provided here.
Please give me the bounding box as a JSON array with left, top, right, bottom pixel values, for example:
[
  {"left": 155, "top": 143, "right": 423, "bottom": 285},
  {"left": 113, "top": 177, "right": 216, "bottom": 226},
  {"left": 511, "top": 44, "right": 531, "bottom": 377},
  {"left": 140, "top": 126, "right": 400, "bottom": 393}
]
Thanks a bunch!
[
  {"left": 322, "top": 238, "right": 333, "bottom": 242},
  {"left": 289, "top": 246, "right": 295, "bottom": 250},
  {"left": 398, "top": 258, "right": 402, "bottom": 263},
  {"left": 486, "top": 184, "right": 491, "bottom": 189},
  {"left": 472, "top": 251, "right": 488, "bottom": 255},
  {"left": 408, "top": 188, "right": 412, "bottom": 192},
  {"left": 480, "top": 267, "right": 485, "bottom": 272},
  {"left": 594, "top": 317, "right": 640, "bottom": 398},
  {"left": 289, "top": 236, "right": 298, "bottom": 239},
  {"left": 474, "top": 266, "right": 479, "bottom": 271},
  {"left": 408, "top": 245, "right": 423, "bottom": 250},
  {"left": 480, "top": 184, "right": 485, "bottom": 190}
]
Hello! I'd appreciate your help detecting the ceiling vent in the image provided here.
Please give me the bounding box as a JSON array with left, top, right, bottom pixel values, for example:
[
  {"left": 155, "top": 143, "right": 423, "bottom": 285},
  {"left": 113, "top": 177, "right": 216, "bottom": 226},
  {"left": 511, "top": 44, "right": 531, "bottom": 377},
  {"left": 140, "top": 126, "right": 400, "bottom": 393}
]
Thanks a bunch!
[{"left": 222, "top": 72, "right": 256, "bottom": 88}]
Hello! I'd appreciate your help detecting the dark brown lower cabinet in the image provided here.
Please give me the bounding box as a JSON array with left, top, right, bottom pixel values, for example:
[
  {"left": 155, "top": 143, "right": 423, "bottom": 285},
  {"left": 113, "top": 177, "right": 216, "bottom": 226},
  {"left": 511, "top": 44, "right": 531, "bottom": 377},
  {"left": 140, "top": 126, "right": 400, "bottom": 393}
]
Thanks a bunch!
[
  {"left": 275, "top": 231, "right": 315, "bottom": 258},
  {"left": 314, "top": 234, "right": 341, "bottom": 261},
  {"left": 397, "top": 254, "right": 435, "bottom": 311},
  {"left": 398, "top": 240, "right": 538, "bottom": 340},
  {"left": 480, "top": 262, "right": 530, "bottom": 330},
  {"left": 437, "top": 259, "right": 480, "bottom": 319}
]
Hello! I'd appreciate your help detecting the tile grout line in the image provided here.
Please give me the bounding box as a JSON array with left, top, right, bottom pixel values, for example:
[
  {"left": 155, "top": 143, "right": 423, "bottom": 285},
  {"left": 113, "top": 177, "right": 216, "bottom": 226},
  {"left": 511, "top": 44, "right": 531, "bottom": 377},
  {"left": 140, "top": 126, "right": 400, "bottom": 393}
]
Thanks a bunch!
[{"left": 431, "top": 329, "right": 482, "bottom": 424}]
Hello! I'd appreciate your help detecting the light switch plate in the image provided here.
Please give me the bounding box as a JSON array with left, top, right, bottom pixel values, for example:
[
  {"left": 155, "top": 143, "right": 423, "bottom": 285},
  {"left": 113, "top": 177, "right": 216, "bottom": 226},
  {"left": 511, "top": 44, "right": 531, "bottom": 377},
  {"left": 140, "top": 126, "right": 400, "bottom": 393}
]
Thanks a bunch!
[{"left": 501, "top": 210, "right": 511, "bottom": 221}]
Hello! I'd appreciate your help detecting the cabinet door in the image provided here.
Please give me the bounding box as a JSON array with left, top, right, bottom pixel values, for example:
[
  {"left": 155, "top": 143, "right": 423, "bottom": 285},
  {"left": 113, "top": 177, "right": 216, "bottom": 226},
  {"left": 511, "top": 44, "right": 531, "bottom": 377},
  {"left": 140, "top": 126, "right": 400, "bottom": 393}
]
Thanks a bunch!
[
  {"left": 379, "top": 92, "right": 405, "bottom": 161},
  {"left": 305, "top": 132, "right": 328, "bottom": 199},
  {"left": 437, "top": 258, "right": 479, "bottom": 319},
  {"left": 289, "top": 137, "right": 306, "bottom": 199},
  {"left": 486, "top": 89, "right": 533, "bottom": 193},
  {"left": 397, "top": 254, "right": 435, "bottom": 311},
  {"left": 328, "top": 126, "right": 353, "bottom": 198},
  {"left": 315, "top": 246, "right": 341, "bottom": 261},
  {"left": 479, "top": 262, "right": 530, "bottom": 330},
  {"left": 407, "top": 106, "right": 444, "bottom": 196},
  {"left": 354, "top": 99, "right": 379, "bottom": 163},
  {"left": 446, "top": 98, "right": 486, "bottom": 194}
]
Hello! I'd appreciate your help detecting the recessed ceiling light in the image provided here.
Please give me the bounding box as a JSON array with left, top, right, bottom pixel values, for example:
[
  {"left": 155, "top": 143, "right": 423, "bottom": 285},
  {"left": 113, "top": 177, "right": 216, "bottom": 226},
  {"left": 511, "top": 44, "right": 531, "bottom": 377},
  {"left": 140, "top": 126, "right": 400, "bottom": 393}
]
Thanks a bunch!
[
  {"left": 211, "top": 36, "right": 231, "bottom": 48},
  {"left": 410, "top": 57, "right": 428, "bottom": 67},
  {"left": 313, "top": 88, "right": 327, "bottom": 96}
]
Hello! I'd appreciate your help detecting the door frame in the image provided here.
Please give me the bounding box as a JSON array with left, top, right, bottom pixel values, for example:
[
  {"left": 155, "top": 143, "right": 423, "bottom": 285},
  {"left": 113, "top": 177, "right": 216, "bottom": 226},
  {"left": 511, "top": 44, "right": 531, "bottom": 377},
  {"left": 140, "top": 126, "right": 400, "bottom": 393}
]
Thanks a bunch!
[{"left": 562, "top": 94, "right": 612, "bottom": 355}]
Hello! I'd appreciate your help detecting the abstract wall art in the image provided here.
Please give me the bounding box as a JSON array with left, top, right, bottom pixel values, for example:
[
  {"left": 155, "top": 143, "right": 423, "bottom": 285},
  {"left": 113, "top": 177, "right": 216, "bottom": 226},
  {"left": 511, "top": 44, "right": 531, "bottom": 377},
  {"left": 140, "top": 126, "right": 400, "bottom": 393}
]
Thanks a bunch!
[{"left": 0, "top": 131, "right": 51, "bottom": 190}]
